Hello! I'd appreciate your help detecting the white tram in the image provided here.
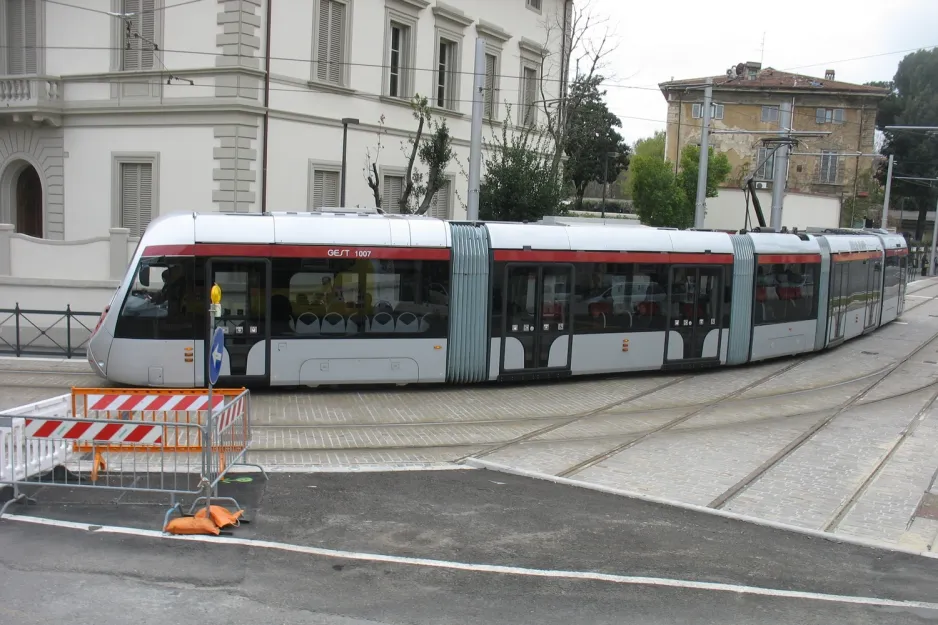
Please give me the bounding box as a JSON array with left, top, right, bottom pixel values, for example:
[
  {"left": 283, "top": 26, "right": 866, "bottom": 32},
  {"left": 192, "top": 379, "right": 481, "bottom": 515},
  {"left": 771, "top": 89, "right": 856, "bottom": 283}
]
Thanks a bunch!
[{"left": 86, "top": 211, "right": 909, "bottom": 388}]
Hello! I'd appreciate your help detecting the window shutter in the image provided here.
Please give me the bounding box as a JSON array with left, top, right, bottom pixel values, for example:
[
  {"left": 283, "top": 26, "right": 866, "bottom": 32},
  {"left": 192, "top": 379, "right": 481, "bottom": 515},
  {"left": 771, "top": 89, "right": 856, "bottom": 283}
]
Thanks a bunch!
[
  {"left": 140, "top": 0, "right": 156, "bottom": 70},
  {"left": 139, "top": 163, "right": 153, "bottom": 235},
  {"left": 484, "top": 54, "right": 495, "bottom": 117},
  {"left": 317, "top": 0, "right": 330, "bottom": 80},
  {"left": 23, "top": 0, "right": 36, "bottom": 74},
  {"left": 833, "top": 108, "right": 844, "bottom": 124},
  {"left": 429, "top": 180, "right": 450, "bottom": 219},
  {"left": 383, "top": 175, "right": 403, "bottom": 213},
  {"left": 311, "top": 170, "right": 340, "bottom": 210},
  {"left": 121, "top": 163, "right": 153, "bottom": 237},
  {"left": 318, "top": 0, "right": 344, "bottom": 84},
  {"left": 121, "top": 163, "right": 140, "bottom": 236},
  {"left": 6, "top": 0, "right": 24, "bottom": 75},
  {"left": 523, "top": 67, "right": 537, "bottom": 125},
  {"left": 121, "top": 0, "right": 142, "bottom": 70},
  {"left": 328, "top": 1, "right": 345, "bottom": 84},
  {"left": 312, "top": 171, "right": 324, "bottom": 209},
  {"left": 816, "top": 108, "right": 826, "bottom": 124}
]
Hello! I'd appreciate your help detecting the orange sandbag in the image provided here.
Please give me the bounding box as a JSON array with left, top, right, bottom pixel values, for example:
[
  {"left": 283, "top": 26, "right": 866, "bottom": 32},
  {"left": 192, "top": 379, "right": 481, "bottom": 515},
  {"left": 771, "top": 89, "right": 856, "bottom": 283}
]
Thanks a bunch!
[
  {"left": 164, "top": 515, "right": 220, "bottom": 536},
  {"left": 194, "top": 505, "right": 244, "bottom": 528}
]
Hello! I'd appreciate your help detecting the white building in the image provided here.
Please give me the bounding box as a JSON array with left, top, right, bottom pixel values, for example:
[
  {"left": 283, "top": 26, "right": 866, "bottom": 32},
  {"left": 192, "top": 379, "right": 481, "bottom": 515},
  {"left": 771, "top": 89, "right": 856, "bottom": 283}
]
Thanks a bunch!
[{"left": 0, "top": 0, "right": 570, "bottom": 315}]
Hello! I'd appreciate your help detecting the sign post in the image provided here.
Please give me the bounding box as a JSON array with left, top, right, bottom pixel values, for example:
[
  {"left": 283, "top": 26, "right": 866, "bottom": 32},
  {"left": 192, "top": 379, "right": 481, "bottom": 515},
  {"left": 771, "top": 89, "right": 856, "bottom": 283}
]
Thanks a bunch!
[{"left": 203, "top": 283, "right": 224, "bottom": 516}]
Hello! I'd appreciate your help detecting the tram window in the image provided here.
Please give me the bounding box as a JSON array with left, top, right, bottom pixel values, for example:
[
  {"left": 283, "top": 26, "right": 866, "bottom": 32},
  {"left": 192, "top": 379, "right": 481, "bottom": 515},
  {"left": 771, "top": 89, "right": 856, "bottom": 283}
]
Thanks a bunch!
[
  {"left": 884, "top": 256, "right": 901, "bottom": 290},
  {"left": 114, "top": 257, "right": 203, "bottom": 340},
  {"left": 753, "top": 262, "right": 819, "bottom": 325},
  {"left": 572, "top": 263, "right": 668, "bottom": 333},
  {"left": 270, "top": 258, "right": 449, "bottom": 338}
]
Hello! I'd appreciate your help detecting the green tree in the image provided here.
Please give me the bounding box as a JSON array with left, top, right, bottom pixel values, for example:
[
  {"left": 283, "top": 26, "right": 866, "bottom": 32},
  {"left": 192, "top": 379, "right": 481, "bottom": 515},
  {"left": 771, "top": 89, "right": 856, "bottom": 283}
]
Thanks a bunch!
[
  {"left": 620, "top": 130, "right": 666, "bottom": 197},
  {"left": 479, "top": 106, "right": 567, "bottom": 222},
  {"left": 630, "top": 144, "right": 731, "bottom": 228},
  {"left": 563, "top": 75, "right": 630, "bottom": 211},
  {"left": 872, "top": 49, "right": 938, "bottom": 239},
  {"left": 634, "top": 130, "right": 666, "bottom": 160},
  {"left": 630, "top": 155, "right": 686, "bottom": 227},
  {"left": 676, "top": 144, "right": 732, "bottom": 219}
]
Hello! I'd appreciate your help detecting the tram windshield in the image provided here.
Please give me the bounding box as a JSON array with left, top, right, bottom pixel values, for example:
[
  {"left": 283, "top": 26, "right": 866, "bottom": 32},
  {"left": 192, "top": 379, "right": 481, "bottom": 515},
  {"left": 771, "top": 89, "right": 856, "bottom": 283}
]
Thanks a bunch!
[{"left": 115, "top": 257, "right": 203, "bottom": 339}]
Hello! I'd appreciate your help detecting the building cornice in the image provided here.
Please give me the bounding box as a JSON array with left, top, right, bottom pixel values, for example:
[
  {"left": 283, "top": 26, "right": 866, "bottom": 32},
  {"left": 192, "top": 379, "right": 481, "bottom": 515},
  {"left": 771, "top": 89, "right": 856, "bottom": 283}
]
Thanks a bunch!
[
  {"left": 476, "top": 20, "right": 511, "bottom": 43},
  {"left": 389, "top": 0, "right": 430, "bottom": 10},
  {"left": 432, "top": 2, "right": 474, "bottom": 28},
  {"left": 519, "top": 37, "right": 548, "bottom": 58},
  {"left": 60, "top": 66, "right": 267, "bottom": 83}
]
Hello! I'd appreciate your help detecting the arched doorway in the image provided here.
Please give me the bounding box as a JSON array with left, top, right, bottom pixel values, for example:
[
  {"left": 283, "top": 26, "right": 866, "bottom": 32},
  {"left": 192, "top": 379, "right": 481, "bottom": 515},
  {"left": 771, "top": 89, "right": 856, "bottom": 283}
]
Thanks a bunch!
[{"left": 14, "top": 164, "right": 43, "bottom": 237}]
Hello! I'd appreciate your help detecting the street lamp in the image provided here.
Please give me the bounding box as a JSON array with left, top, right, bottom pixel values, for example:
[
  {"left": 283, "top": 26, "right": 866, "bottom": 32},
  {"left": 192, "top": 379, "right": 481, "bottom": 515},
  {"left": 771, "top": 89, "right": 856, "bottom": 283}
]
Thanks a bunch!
[
  {"left": 340, "top": 117, "right": 359, "bottom": 207},
  {"left": 601, "top": 151, "right": 618, "bottom": 219}
]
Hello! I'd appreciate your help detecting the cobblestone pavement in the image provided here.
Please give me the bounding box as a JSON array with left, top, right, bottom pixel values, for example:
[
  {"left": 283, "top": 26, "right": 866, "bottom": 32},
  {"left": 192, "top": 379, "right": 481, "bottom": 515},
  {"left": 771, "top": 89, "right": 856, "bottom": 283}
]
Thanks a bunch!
[{"left": 2, "top": 278, "right": 938, "bottom": 550}]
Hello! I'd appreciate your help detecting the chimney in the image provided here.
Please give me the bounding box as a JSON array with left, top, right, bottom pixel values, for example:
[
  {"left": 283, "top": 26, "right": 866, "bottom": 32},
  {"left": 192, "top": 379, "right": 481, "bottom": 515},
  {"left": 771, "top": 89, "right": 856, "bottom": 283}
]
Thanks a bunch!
[
  {"left": 825, "top": 69, "right": 835, "bottom": 80},
  {"left": 745, "top": 61, "right": 762, "bottom": 80}
]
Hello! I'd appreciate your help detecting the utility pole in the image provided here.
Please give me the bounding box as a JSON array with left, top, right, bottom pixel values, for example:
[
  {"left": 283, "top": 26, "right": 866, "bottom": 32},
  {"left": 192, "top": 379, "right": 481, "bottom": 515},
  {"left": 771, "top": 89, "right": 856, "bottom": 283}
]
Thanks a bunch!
[
  {"left": 693, "top": 77, "right": 713, "bottom": 229},
  {"left": 769, "top": 101, "right": 792, "bottom": 231},
  {"left": 931, "top": 196, "right": 938, "bottom": 277},
  {"left": 881, "top": 154, "right": 894, "bottom": 229},
  {"left": 466, "top": 37, "right": 486, "bottom": 222}
]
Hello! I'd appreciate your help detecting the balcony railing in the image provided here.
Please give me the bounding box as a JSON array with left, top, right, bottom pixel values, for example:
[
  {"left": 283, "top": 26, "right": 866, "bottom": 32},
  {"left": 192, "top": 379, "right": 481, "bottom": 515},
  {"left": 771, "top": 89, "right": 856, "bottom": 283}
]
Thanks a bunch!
[{"left": 0, "top": 75, "right": 62, "bottom": 110}]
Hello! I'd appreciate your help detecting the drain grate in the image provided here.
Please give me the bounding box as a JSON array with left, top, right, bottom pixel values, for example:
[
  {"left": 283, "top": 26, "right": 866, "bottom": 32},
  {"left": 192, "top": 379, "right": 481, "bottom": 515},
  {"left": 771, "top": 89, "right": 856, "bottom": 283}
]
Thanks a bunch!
[
  {"left": 914, "top": 493, "right": 938, "bottom": 521},
  {"left": 861, "top": 351, "right": 879, "bottom": 355},
  {"left": 925, "top": 360, "right": 938, "bottom": 365}
]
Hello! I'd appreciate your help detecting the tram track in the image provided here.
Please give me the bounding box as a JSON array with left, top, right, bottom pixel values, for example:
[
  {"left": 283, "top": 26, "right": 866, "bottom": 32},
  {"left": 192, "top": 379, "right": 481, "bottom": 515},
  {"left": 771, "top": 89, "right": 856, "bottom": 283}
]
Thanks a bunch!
[{"left": 705, "top": 327, "right": 938, "bottom": 512}]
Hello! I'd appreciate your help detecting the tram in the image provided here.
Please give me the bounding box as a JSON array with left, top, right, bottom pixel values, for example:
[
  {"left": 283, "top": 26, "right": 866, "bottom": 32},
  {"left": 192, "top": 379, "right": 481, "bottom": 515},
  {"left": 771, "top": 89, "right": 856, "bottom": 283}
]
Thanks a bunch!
[{"left": 86, "top": 210, "right": 909, "bottom": 388}]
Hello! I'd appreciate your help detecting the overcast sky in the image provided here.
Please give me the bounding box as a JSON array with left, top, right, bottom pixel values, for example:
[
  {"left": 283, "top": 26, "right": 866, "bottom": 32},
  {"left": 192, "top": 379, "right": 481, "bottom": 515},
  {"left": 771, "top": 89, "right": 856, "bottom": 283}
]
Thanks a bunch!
[{"left": 579, "top": 0, "right": 938, "bottom": 144}]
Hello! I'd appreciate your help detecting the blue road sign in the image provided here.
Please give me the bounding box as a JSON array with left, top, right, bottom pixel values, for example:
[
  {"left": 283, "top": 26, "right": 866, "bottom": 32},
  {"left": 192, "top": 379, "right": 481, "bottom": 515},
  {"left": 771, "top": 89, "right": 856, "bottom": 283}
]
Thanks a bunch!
[{"left": 208, "top": 326, "right": 224, "bottom": 386}]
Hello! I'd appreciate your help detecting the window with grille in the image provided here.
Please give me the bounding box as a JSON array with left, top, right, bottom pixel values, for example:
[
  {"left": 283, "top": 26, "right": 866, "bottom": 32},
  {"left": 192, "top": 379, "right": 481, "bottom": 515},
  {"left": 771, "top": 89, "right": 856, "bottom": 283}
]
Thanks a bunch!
[
  {"left": 428, "top": 179, "right": 451, "bottom": 219},
  {"left": 484, "top": 53, "right": 497, "bottom": 118},
  {"left": 388, "top": 21, "right": 410, "bottom": 98},
  {"left": 317, "top": 0, "right": 347, "bottom": 85},
  {"left": 120, "top": 0, "right": 156, "bottom": 71},
  {"left": 436, "top": 38, "right": 457, "bottom": 109},
  {"left": 691, "top": 103, "right": 723, "bottom": 120},
  {"left": 816, "top": 108, "right": 844, "bottom": 124},
  {"left": 383, "top": 175, "right": 405, "bottom": 213},
  {"left": 5, "top": 0, "right": 37, "bottom": 75},
  {"left": 120, "top": 162, "right": 154, "bottom": 237},
  {"left": 819, "top": 151, "right": 839, "bottom": 183},
  {"left": 756, "top": 147, "right": 775, "bottom": 180},
  {"left": 311, "top": 169, "right": 340, "bottom": 210},
  {"left": 522, "top": 65, "right": 537, "bottom": 126}
]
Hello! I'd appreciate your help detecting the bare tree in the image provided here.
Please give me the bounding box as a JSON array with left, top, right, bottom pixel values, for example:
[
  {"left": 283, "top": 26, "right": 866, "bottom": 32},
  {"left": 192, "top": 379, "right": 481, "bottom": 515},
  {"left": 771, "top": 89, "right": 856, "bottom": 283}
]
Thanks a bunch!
[
  {"left": 538, "top": 0, "right": 620, "bottom": 179},
  {"left": 363, "top": 114, "right": 387, "bottom": 208}
]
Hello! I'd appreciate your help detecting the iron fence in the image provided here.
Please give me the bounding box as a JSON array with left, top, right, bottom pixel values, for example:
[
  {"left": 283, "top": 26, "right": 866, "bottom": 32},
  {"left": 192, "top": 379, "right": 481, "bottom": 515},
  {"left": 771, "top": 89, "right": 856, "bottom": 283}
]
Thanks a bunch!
[{"left": 0, "top": 304, "right": 100, "bottom": 359}]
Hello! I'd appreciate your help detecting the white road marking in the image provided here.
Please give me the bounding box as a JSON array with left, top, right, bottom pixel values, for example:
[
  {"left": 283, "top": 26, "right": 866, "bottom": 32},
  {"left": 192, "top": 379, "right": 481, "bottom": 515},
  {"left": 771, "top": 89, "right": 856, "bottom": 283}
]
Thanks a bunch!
[{"left": 4, "top": 513, "right": 938, "bottom": 611}]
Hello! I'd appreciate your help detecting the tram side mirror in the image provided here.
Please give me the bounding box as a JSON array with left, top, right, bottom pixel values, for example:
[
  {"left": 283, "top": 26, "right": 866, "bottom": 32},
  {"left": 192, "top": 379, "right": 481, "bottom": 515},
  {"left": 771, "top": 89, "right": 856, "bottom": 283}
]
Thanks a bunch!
[{"left": 138, "top": 266, "right": 150, "bottom": 287}]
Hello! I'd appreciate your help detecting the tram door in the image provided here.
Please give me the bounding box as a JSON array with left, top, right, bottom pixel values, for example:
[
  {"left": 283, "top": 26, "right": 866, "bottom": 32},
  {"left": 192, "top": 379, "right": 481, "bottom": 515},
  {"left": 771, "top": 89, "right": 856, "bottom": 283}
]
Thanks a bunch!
[
  {"left": 206, "top": 258, "right": 271, "bottom": 385},
  {"left": 500, "top": 264, "right": 574, "bottom": 377},
  {"left": 665, "top": 266, "right": 723, "bottom": 363}
]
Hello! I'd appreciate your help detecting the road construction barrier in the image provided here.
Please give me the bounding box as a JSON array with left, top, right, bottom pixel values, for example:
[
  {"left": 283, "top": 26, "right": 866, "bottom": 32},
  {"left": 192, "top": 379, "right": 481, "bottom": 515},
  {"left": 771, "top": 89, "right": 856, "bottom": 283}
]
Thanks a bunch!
[
  {"left": 0, "top": 387, "right": 266, "bottom": 527},
  {"left": 0, "top": 394, "right": 71, "bottom": 484}
]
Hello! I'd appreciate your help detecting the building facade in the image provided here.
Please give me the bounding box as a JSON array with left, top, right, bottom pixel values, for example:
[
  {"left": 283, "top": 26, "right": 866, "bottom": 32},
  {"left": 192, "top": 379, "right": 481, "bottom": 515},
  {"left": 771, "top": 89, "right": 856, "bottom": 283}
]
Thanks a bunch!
[
  {"left": 0, "top": 0, "right": 570, "bottom": 314},
  {"left": 660, "top": 62, "right": 888, "bottom": 230}
]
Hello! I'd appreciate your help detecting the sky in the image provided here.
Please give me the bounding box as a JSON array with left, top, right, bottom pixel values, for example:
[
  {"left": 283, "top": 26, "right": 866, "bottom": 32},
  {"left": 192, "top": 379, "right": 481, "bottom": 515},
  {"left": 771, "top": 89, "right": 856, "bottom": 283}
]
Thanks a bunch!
[{"left": 579, "top": 0, "right": 938, "bottom": 145}]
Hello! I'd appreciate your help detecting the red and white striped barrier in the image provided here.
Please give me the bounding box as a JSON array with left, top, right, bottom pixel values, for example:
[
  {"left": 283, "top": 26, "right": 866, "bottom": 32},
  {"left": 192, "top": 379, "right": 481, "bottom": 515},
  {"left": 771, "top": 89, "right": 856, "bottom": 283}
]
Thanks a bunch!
[
  {"left": 214, "top": 396, "right": 245, "bottom": 435},
  {"left": 0, "top": 394, "right": 72, "bottom": 484},
  {"left": 84, "top": 393, "right": 225, "bottom": 413},
  {"left": 22, "top": 419, "right": 164, "bottom": 444}
]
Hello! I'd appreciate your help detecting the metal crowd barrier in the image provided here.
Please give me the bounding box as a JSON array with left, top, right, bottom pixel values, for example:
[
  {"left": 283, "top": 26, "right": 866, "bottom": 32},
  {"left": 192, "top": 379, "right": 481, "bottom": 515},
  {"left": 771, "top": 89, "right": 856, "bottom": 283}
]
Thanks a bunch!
[{"left": 0, "top": 387, "right": 267, "bottom": 527}]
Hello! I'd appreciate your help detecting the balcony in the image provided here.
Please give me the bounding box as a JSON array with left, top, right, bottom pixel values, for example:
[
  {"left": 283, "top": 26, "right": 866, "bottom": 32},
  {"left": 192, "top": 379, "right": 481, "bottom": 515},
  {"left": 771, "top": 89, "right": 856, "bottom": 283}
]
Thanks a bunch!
[{"left": 0, "top": 75, "right": 63, "bottom": 126}]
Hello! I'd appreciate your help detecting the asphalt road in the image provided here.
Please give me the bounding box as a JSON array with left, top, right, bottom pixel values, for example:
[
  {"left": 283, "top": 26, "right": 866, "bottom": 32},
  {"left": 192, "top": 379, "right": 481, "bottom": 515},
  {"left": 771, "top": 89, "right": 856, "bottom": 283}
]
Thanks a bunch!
[{"left": 2, "top": 470, "right": 938, "bottom": 624}]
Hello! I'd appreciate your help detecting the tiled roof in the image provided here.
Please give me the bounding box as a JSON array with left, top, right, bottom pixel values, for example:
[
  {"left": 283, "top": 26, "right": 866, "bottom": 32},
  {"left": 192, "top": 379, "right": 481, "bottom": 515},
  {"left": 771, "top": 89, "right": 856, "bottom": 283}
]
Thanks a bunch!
[{"left": 659, "top": 68, "right": 889, "bottom": 96}]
